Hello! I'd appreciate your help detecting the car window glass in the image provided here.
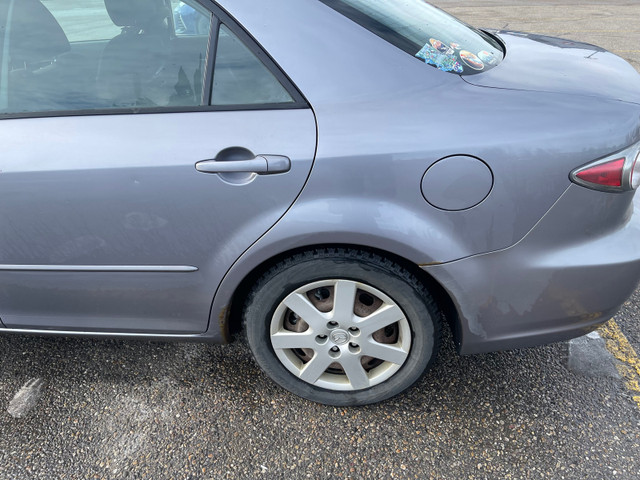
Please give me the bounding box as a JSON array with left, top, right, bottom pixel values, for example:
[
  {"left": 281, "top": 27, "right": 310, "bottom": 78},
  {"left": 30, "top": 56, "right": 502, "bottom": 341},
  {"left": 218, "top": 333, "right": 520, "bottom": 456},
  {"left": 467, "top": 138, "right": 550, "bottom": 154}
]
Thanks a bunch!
[
  {"left": 171, "top": 0, "right": 211, "bottom": 36},
  {"left": 0, "top": 0, "right": 211, "bottom": 115},
  {"left": 45, "top": 1, "right": 121, "bottom": 43},
  {"left": 319, "top": 0, "right": 504, "bottom": 75},
  {"left": 211, "top": 24, "right": 294, "bottom": 106}
]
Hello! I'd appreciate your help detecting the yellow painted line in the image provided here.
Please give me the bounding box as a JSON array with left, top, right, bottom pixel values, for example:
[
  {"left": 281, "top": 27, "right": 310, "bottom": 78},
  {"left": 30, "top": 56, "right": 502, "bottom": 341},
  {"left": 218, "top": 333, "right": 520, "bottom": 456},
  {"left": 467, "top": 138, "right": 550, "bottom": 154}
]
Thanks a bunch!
[{"left": 599, "top": 320, "right": 640, "bottom": 410}]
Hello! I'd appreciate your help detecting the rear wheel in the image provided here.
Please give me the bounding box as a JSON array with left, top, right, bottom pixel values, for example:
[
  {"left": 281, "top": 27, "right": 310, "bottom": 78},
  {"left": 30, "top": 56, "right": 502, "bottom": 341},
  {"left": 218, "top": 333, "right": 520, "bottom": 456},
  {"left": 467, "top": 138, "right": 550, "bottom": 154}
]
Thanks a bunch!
[{"left": 243, "top": 249, "right": 442, "bottom": 406}]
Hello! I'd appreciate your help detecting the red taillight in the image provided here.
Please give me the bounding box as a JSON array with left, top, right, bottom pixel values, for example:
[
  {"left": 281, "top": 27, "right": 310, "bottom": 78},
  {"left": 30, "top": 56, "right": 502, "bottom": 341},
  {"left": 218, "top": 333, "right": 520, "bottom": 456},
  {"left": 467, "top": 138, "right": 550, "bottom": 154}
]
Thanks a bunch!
[
  {"left": 572, "top": 144, "right": 640, "bottom": 192},
  {"left": 575, "top": 158, "right": 625, "bottom": 188}
]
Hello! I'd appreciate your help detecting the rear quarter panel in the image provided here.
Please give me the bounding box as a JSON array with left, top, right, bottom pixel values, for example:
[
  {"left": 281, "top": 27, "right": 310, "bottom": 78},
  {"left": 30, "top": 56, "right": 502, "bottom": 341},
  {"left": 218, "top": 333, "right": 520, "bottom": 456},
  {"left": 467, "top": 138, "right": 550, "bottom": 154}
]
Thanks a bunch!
[{"left": 210, "top": 0, "right": 640, "bottom": 337}]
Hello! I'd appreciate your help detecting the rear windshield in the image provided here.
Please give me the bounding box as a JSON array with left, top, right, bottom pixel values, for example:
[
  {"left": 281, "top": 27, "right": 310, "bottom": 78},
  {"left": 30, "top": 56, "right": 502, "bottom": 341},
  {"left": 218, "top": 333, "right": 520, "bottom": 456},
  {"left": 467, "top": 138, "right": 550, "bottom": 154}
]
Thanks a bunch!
[{"left": 319, "top": 0, "right": 504, "bottom": 75}]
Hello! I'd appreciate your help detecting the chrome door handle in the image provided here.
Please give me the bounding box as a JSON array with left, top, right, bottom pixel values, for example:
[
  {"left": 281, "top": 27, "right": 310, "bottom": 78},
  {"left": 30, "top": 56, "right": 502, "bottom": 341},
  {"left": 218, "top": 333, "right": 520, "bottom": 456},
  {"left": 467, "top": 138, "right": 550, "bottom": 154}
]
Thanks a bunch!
[{"left": 195, "top": 155, "right": 291, "bottom": 175}]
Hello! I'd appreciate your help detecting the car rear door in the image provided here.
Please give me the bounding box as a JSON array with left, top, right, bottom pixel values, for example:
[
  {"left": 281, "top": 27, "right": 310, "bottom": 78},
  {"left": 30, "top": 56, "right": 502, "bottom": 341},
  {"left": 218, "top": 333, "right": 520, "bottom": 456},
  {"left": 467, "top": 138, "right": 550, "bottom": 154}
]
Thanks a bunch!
[{"left": 0, "top": 0, "right": 316, "bottom": 334}]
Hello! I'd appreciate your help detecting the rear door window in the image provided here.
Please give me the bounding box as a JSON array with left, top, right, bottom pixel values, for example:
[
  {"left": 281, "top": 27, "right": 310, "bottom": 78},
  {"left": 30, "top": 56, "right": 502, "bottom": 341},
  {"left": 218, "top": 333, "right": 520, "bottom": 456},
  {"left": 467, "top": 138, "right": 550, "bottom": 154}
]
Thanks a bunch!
[
  {"left": 0, "top": 0, "right": 299, "bottom": 116},
  {"left": 0, "top": 0, "right": 211, "bottom": 113},
  {"left": 212, "top": 25, "right": 294, "bottom": 106}
]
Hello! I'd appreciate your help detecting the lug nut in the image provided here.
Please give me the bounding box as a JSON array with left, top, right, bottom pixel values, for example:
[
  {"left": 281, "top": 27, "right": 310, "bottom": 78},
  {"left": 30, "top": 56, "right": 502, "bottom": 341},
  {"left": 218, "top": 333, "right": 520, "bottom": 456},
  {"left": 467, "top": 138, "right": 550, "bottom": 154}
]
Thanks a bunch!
[{"left": 331, "top": 346, "right": 339, "bottom": 352}]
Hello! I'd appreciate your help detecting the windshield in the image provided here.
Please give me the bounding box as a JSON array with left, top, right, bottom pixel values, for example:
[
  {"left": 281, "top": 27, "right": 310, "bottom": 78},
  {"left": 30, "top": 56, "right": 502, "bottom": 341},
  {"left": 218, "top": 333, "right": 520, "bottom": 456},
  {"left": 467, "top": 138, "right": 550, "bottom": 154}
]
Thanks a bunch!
[{"left": 319, "top": 0, "right": 504, "bottom": 75}]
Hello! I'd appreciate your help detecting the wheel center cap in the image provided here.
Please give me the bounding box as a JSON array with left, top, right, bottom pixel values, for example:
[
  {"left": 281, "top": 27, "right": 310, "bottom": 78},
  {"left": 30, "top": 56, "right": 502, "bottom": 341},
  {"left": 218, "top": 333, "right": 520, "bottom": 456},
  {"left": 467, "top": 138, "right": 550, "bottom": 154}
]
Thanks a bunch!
[{"left": 330, "top": 329, "right": 350, "bottom": 346}]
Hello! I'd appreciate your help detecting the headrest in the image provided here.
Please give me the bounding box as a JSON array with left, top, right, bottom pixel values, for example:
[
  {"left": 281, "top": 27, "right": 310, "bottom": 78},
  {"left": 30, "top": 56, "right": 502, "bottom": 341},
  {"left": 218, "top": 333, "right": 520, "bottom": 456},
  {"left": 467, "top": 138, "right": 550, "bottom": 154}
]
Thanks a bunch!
[
  {"left": 104, "top": 0, "right": 171, "bottom": 28},
  {"left": 9, "top": 0, "right": 70, "bottom": 65}
]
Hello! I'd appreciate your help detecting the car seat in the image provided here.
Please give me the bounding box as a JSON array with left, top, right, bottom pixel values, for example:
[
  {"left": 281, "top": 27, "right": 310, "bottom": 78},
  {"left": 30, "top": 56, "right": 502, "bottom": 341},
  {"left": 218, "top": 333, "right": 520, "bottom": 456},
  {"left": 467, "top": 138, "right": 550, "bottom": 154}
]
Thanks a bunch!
[
  {"left": 97, "top": 0, "right": 173, "bottom": 107},
  {"left": 3, "top": 0, "right": 71, "bottom": 113}
]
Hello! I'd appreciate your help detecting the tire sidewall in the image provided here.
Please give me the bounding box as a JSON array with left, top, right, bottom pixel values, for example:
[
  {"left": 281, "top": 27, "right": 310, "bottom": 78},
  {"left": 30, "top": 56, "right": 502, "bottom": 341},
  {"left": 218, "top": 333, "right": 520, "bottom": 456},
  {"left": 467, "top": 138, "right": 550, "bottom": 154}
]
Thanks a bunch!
[{"left": 245, "top": 253, "right": 437, "bottom": 406}]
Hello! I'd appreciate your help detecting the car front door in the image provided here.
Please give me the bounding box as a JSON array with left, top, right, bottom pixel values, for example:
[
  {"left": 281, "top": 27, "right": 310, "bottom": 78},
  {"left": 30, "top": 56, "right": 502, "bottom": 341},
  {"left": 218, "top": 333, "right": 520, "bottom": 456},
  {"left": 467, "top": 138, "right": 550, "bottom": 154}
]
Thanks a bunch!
[{"left": 0, "top": 0, "right": 316, "bottom": 334}]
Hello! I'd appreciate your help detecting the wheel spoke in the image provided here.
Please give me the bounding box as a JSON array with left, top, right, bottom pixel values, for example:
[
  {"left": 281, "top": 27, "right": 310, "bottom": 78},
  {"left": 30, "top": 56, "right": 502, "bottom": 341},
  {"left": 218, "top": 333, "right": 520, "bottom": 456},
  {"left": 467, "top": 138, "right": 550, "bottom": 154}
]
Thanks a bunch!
[
  {"left": 340, "top": 354, "right": 370, "bottom": 390},
  {"left": 271, "top": 332, "right": 317, "bottom": 350},
  {"left": 299, "top": 353, "right": 332, "bottom": 384},
  {"left": 283, "top": 292, "right": 328, "bottom": 330},
  {"left": 269, "top": 275, "right": 417, "bottom": 393},
  {"left": 357, "top": 304, "right": 405, "bottom": 337},
  {"left": 332, "top": 280, "right": 358, "bottom": 321},
  {"left": 360, "top": 339, "right": 409, "bottom": 366}
]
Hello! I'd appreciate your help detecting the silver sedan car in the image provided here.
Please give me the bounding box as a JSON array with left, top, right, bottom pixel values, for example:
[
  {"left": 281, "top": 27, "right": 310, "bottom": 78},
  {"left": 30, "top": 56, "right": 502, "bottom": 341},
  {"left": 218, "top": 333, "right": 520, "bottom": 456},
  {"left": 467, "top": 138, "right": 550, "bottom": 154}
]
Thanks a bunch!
[{"left": 1, "top": 0, "right": 639, "bottom": 405}]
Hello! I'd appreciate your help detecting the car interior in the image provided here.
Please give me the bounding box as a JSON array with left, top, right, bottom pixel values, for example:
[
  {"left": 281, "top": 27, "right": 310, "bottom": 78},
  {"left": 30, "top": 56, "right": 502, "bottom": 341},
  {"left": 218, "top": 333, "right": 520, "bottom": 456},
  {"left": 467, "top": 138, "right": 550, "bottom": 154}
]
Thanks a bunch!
[
  {"left": 3, "top": 0, "right": 211, "bottom": 113},
  {"left": 0, "top": 0, "right": 292, "bottom": 115}
]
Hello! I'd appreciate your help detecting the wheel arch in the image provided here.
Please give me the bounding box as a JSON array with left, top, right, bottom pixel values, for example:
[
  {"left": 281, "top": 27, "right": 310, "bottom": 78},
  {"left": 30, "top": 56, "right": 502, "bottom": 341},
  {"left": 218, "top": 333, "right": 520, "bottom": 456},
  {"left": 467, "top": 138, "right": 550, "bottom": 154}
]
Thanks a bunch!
[{"left": 218, "top": 244, "right": 461, "bottom": 349}]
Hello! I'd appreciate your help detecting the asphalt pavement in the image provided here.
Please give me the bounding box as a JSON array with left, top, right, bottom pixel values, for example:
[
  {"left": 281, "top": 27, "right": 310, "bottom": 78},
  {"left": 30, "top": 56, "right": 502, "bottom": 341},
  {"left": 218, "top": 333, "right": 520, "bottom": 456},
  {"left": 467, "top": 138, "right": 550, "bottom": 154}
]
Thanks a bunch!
[{"left": 2, "top": 1, "right": 640, "bottom": 479}]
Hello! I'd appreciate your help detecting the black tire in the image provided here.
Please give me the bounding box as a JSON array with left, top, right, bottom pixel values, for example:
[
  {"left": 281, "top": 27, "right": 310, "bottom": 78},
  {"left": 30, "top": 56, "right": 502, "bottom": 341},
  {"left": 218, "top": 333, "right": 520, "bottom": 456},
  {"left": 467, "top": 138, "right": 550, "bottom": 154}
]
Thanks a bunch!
[{"left": 243, "top": 248, "right": 442, "bottom": 406}]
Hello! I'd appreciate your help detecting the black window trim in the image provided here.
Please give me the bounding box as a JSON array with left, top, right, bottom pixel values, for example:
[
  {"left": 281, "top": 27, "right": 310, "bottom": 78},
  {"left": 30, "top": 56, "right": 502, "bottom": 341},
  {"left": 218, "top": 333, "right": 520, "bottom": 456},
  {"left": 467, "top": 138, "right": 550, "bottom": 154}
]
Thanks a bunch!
[
  {"left": 0, "top": 0, "right": 310, "bottom": 120},
  {"left": 201, "top": 13, "right": 220, "bottom": 106},
  {"left": 205, "top": 0, "right": 309, "bottom": 109}
]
